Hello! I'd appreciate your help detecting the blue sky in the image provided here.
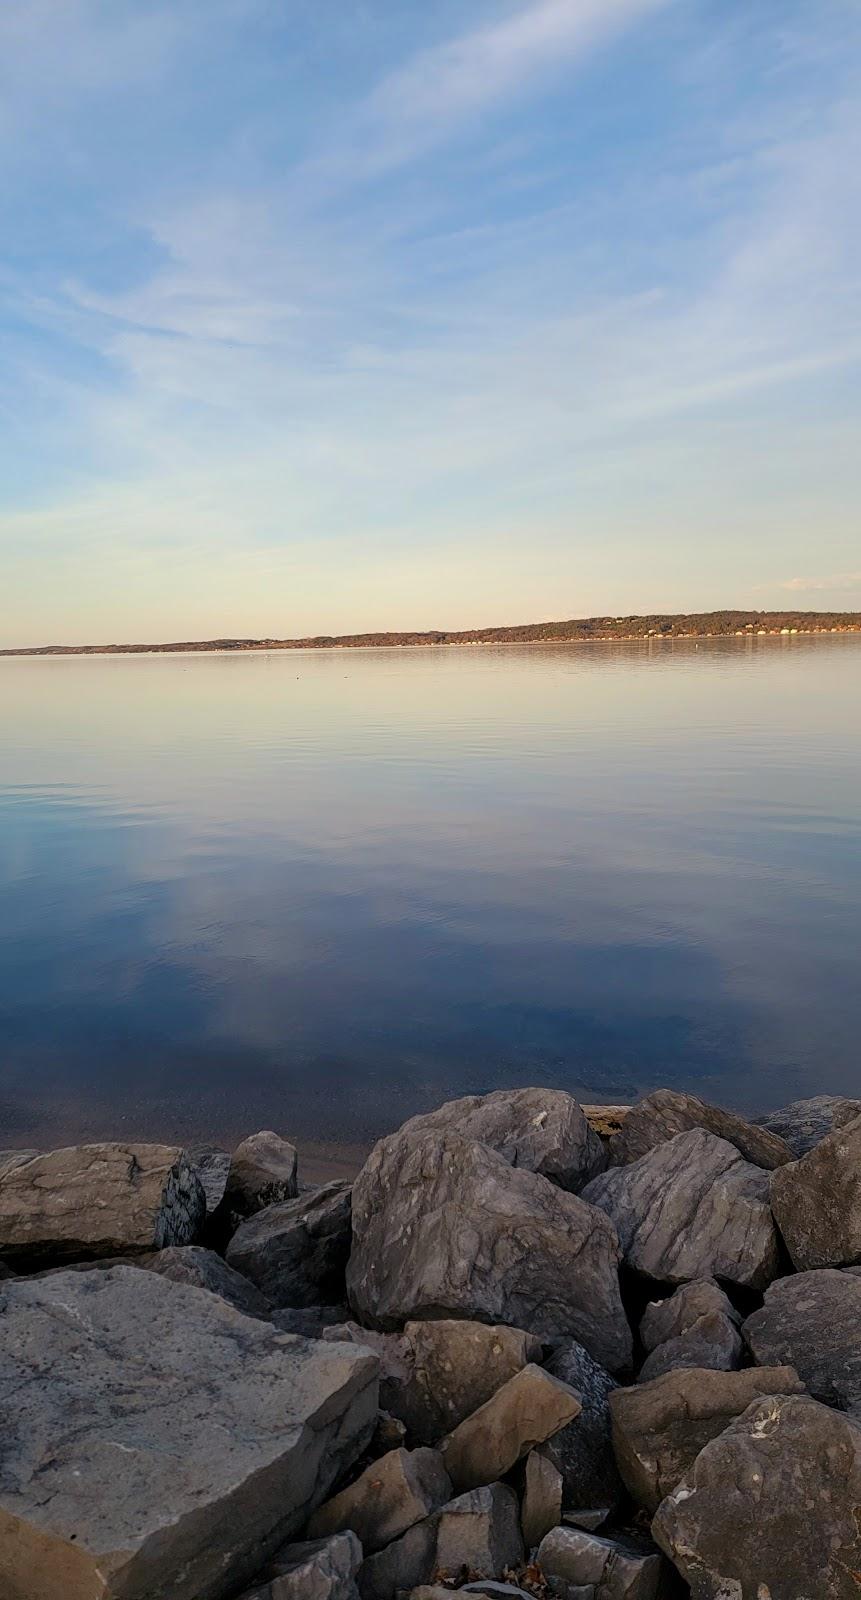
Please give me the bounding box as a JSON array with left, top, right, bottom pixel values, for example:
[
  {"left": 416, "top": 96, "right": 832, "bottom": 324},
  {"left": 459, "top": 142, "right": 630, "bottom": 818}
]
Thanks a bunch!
[{"left": 1, "top": 0, "right": 859, "bottom": 645}]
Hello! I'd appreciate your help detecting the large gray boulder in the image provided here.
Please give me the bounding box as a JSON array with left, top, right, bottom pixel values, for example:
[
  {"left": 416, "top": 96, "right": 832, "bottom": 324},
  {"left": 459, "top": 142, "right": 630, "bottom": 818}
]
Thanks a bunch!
[
  {"left": 743, "top": 1268, "right": 861, "bottom": 1407},
  {"left": 398, "top": 1087, "right": 606, "bottom": 1192},
  {"left": 440, "top": 1364, "right": 581, "bottom": 1492},
  {"left": 347, "top": 1129, "right": 631, "bottom": 1372},
  {"left": 609, "top": 1363, "right": 805, "bottom": 1513},
  {"left": 537, "top": 1525, "right": 667, "bottom": 1600},
  {"left": 0, "top": 1267, "right": 378, "bottom": 1600},
  {"left": 637, "top": 1309, "right": 742, "bottom": 1383},
  {"left": 0, "top": 1142, "right": 205, "bottom": 1264},
  {"left": 582, "top": 1128, "right": 780, "bottom": 1290},
  {"left": 307, "top": 1447, "right": 452, "bottom": 1552},
  {"left": 770, "top": 1114, "right": 861, "bottom": 1269},
  {"left": 357, "top": 1484, "right": 523, "bottom": 1600},
  {"left": 240, "top": 1533, "right": 362, "bottom": 1600},
  {"left": 608, "top": 1088, "right": 791, "bottom": 1169},
  {"left": 639, "top": 1278, "right": 739, "bottom": 1353},
  {"left": 146, "top": 1244, "right": 272, "bottom": 1318},
  {"left": 652, "top": 1393, "right": 861, "bottom": 1598},
  {"left": 227, "top": 1182, "right": 352, "bottom": 1308},
  {"left": 542, "top": 1341, "right": 625, "bottom": 1516},
  {"left": 754, "top": 1094, "right": 861, "bottom": 1158}
]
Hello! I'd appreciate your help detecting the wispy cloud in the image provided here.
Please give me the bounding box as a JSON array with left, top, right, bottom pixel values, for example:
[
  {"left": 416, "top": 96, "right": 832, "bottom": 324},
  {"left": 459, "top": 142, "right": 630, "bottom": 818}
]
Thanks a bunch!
[{"left": 779, "top": 573, "right": 861, "bottom": 594}]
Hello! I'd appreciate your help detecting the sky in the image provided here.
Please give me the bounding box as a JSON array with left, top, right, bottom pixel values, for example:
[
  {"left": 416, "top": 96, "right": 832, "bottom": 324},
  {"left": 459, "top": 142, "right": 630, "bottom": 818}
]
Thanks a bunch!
[{"left": 1, "top": 0, "right": 860, "bottom": 646}]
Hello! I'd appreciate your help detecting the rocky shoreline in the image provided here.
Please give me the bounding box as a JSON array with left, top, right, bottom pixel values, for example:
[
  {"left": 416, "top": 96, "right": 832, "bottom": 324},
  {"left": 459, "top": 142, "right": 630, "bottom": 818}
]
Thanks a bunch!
[{"left": 2, "top": 1085, "right": 861, "bottom": 1598}]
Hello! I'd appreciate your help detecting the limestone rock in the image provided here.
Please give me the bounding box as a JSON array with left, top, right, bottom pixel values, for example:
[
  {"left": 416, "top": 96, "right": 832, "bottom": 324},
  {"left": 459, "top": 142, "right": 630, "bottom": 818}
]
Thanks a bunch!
[
  {"left": 398, "top": 1087, "right": 606, "bottom": 1192},
  {"left": 521, "top": 1449, "right": 563, "bottom": 1549},
  {"left": 607, "top": 1088, "right": 791, "bottom": 1169},
  {"left": 186, "top": 1142, "right": 232, "bottom": 1217},
  {"left": 406, "top": 1319, "right": 544, "bottom": 1441},
  {"left": 770, "top": 1114, "right": 861, "bottom": 1268},
  {"left": 639, "top": 1279, "right": 739, "bottom": 1353},
  {"left": 308, "top": 1448, "right": 452, "bottom": 1553},
  {"left": 652, "top": 1393, "right": 861, "bottom": 1599},
  {"left": 347, "top": 1129, "right": 631, "bottom": 1372},
  {"left": 754, "top": 1094, "right": 861, "bottom": 1157},
  {"left": 582, "top": 1128, "right": 780, "bottom": 1290},
  {"left": 146, "top": 1243, "right": 272, "bottom": 1318},
  {"left": 227, "top": 1182, "right": 352, "bottom": 1308},
  {"left": 441, "top": 1364, "right": 581, "bottom": 1492},
  {"left": 358, "top": 1484, "right": 523, "bottom": 1600},
  {"left": 537, "top": 1525, "right": 667, "bottom": 1600},
  {"left": 637, "top": 1309, "right": 742, "bottom": 1383},
  {"left": 242, "top": 1533, "right": 362, "bottom": 1600},
  {"left": 0, "top": 1266, "right": 378, "bottom": 1600},
  {"left": 218, "top": 1130, "right": 299, "bottom": 1236},
  {"left": 743, "top": 1268, "right": 861, "bottom": 1407},
  {"left": 609, "top": 1363, "right": 805, "bottom": 1513},
  {"left": 542, "top": 1341, "right": 624, "bottom": 1516},
  {"left": 0, "top": 1142, "right": 205, "bottom": 1264}
]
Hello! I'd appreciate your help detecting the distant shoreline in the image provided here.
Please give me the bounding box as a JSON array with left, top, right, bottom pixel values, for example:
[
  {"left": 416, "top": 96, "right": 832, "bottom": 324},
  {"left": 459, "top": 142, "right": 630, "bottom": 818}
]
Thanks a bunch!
[{"left": 3, "top": 610, "right": 860, "bottom": 658}]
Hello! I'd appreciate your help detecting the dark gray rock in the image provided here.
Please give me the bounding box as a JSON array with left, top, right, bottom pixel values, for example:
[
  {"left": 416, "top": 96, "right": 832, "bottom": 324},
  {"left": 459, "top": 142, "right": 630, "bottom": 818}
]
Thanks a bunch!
[
  {"left": 609, "top": 1363, "right": 805, "bottom": 1513},
  {"left": 146, "top": 1244, "right": 272, "bottom": 1318},
  {"left": 242, "top": 1532, "right": 362, "bottom": 1600},
  {"left": 743, "top": 1268, "right": 861, "bottom": 1407},
  {"left": 639, "top": 1278, "right": 739, "bottom": 1353},
  {"left": 440, "top": 1364, "right": 581, "bottom": 1493},
  {"left": 537, "top": 1525, "right": 667, "bottom": 1600},
  {"left": 582, "top": 1128, "right": 780, "bottom": 1290},
  {"left": 227, "top": 1182, "right": 352, "bottom": 1308},
  {"left": 186, "top": 1143, "right": 232, "bottom": 1217},
  {"left": 357, "top": 1484, "right": 523, "bottom": 1600},
  {"left": 347, "top": 1129, "right": 631, "bottom": 1373},
  {"left": 0, "top": 1266, "right": 378, "bottom": 1600},
  {"left": 0, "top": 1142, "right": 205, "bottom": 1264},
  {"left": 272, "top": 1304, "right": 352, "bottom": 1339},
  {"left": 308, "top": 1447, "right": 452, "bottom": 1552},
  {"left": 398, "top": 1087, "right": 606, "bottom": 1192},
  {"left": 770, "top": 1114, "right": 861, "bottom": 1269},
  {"left": 637, "top": 1309, "right": 742, "bottom": 1383},
  {"left": 218, "top": 1130, "right": 299, "bottom": 1235},
  {"left": 754, "top": 1094, "right": 861, "bottom": 1158},
  {"left": 652, "top": 1393, "right": 861, "bottom": 1599},
  {"left": 608, "top": 1088, "right": 791, "bottom": 1169},
  {"left": 542, "top": 1341, "right": 625, "bottom": 1516}
]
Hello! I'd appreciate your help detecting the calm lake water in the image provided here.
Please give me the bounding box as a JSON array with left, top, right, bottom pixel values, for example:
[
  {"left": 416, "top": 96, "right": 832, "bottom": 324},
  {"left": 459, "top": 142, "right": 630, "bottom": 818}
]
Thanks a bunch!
[{"left": 1, "top": 637, "right": 860, "bottom": 1155}]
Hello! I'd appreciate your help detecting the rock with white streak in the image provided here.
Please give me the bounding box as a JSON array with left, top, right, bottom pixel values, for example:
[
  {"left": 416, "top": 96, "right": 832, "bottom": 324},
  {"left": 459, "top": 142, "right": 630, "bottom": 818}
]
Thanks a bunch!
[
  {"left": 440, "top": 1364, "right": 581, "bottom": 1492},
  {"left": 0, "top": 1142, "right": 204, "bottom": 1263},
  {"left": 607, "top": 1088, "right": 791, "bottom": 1169},
  {"left": 357, "top": 1484, "right": 523, "bottom": 1600},
  {"left": 398, "top": 1087, "right": 606, "bottom": 1192},
  {"left": 307, "top": 1448, "right": 452, "bottom": 1552},
  {"left": 0, "top": 1266, "right": 378, "bottom": 1600},
  {"left": 582, "top": 1128, "right": 780, "bottom": 1290}
]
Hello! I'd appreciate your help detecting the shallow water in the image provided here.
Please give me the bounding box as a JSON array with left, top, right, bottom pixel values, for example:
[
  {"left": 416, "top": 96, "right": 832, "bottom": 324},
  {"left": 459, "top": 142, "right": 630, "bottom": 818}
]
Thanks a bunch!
[{"left": 1, "top": 636, "right": 859, "bottom": 1151}]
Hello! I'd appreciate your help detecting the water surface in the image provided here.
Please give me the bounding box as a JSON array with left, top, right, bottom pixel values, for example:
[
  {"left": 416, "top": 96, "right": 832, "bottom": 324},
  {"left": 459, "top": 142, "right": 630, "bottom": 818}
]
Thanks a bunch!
[{"left": 1, "top": 637, "right": 859, "bottom": 1152}]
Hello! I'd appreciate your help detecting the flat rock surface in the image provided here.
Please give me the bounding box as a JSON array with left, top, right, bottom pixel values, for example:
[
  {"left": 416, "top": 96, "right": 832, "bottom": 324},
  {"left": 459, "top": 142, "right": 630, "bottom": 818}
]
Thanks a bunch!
[
  {"left": 653, "top": 1393, "right": 861, "bottom": 1599},
  {"left": 0, "top": 1266, "right": 378, "bottom": 1600},
  {"left": 583, "top": 1128, "right": 780, "bottom": 1289},
  {"left": 347, "top": 1129, "right": 631, "bottom": 1372},
  {"left": 146, "top": 1243, "right": 272, "bottom": 1318},
  {"left": 397, "top": 1088, "right": 606, "bottom": 1192},
  {"left": 609, "top": 1363, "right": 805, "bottom": 1513},
  {"left": 441, "top": 1364, "right": 581, "bottom": 1492},
  {"left": 0, "top": 1142, "right": 205, "bottom": 1263},
  {"left": 743, "top": 1268, "right": 861, "bottom": 1407},
  {"left": 753, "top": 1095, "right": 861, "bottom": 1158},
  {"left": 607, "top": 1088, "right": 791, "bottom": 1169},
  {"left": 308, "top": 1447, "right": 451, "bottom": 1552},
  {"left": 227, "top": 1181, "right": 352, "bottom": 1308},
  {"left": 770, "top": 1113, "right": 861, "bottom": 1268}
]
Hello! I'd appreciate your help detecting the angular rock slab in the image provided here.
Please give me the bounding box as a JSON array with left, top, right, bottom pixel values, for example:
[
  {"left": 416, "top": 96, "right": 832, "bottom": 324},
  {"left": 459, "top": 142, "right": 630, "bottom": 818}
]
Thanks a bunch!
[
  {"left": 406, "top": 1319, "right": 544, "bottom": 1441},
  {"left": 537, "top": 1525, "right": 667, "bottom": 1600},
  {"left": 653, "top": 1393, "right": 861, "bottom": 1599},
  {"left": 754, "top": 1094, "right": 861, "bottom": 1158},
  {"left": 0, "top": 1142, "right": 204, "bottom": 1263},
  {"left": 146, "top": 1243, "right": 272, "bottom": 1318},
  {"left": 609, "top": 1363, "right": 805, "bottom": 1513},
  {"left": 347, "top": 1129, "right": 632, "bottom": 1372},
  {"left": 307, "top": 1447, "right": 452, "bottom": 1552},
  {"left": 185, "top": 1143, "right": 232, "bottom": 1217},
  {"left": 639, "top": 1278, "right": 739, "bottom": 1353},
  {"left": 441, "top": 1364, "right": 581, "bottom": 1492},
  {"left": 583, "top": 1128, "right": 780, "bottom": 1290},
  {"left": 242, "top": 1533, "right": 362, "bottom": 1600},
  {"left": 227, "top": 1182, "right": 352, "bottom": 1308},
  {"left": 743, "top": 1268, "right": 861, "bottom": 1407},
  {"left": 521, "top": 1449, "right": 564, "bottom": 1549},
  {"left": 607, "top": 1088, "right": 791, "bottom": 1169},
  {"left": 542, "top": 1341, "right": 625, "bottom": 1516},
  {"left": 637, "top": 1309, "right": 742, "bottom": 1383},
  {"left": 770, "top": 1113, "right": 861, "bottom": 1269},
  {"left": 217, "top": 1130, "right": 299, "bottom": 1236},
  {"left": 398, "top": 1087, "right": 607, "bottom": 1192},
  {"left": 357, "top": 1484, "right": 523, "bottom": 1600},
  {"left": 0, "top": 1267, "right": 378, "bottom": 1600}
]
